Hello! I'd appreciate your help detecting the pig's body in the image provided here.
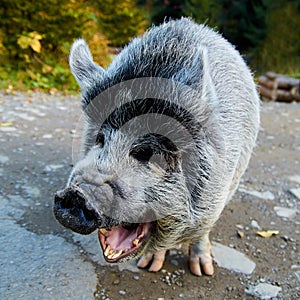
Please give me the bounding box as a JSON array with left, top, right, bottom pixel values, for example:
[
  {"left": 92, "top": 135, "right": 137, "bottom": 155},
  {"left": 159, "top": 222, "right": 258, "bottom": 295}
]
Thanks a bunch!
[{"left": 54, "top": 18, "right": 260, "bottom": 276}]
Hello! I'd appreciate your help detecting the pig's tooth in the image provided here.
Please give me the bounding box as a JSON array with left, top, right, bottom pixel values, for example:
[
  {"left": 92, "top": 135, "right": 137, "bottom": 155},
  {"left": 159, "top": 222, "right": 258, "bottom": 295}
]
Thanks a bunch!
[
  {"left": 99, "top": 228, "right": 108, "bottom": 235},
  {"left": 107, "top": 249, "right": 119, "bottom": 259},
  {"left": 106, "top": 249, "right": 117, "bottom": 259},
  {"left": 111, "top": 249, "right": 123, "bottom": 259},
  {"left": 107, "top": 249, "right": 115, "bottom": 259},
  {"left": 104, "top": 244, "right": 111, "bottom": 256},
  {"left": 132, "top": 238, "right": 139, "bottom": 246}
]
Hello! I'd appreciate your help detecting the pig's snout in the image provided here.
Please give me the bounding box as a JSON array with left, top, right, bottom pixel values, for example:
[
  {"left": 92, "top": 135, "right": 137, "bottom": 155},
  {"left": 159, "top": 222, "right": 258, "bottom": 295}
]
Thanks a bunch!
[{"left": 54, "top": 187, "right": 100, "bottom": 234}]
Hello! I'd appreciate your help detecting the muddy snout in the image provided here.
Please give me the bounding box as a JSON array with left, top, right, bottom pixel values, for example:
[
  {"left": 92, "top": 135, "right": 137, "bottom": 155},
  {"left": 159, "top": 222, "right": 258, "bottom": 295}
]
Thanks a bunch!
[{"left": 54, "top": 187, "right": 100, "bottom": 234}]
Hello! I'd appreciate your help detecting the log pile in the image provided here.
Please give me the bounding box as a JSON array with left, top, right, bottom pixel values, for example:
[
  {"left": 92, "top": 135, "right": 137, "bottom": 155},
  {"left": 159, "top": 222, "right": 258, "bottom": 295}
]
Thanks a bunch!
[{"left": 258, "top": 72, "right": 300, "bottom": 102}]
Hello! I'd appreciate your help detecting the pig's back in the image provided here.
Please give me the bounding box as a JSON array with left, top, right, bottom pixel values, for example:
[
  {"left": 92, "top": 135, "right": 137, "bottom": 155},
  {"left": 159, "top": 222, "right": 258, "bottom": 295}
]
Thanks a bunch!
[{"left": 107, "top": 18, "right": 259, "bottom": 157}]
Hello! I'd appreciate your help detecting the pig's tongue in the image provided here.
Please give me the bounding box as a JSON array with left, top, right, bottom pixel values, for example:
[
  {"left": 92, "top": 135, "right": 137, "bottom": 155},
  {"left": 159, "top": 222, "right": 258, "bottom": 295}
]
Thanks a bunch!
[
  {"left": 106, "top": 226, "right": 139, "bottom": 251},
  {"left": 98, "top": 223, "right": 152, "bottom": 262}
]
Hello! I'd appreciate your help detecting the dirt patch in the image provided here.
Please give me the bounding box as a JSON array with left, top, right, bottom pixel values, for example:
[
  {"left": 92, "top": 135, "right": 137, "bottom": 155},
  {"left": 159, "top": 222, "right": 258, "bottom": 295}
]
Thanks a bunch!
[{"left": 0, "top": 92, "right": 299, "bottom": 299}]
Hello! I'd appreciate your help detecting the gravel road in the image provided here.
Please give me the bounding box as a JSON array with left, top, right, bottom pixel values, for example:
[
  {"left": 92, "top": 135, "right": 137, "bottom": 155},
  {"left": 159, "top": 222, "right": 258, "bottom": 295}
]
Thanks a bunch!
[{"left": 0, "top": 91, "right": 299, "bottom": 299}]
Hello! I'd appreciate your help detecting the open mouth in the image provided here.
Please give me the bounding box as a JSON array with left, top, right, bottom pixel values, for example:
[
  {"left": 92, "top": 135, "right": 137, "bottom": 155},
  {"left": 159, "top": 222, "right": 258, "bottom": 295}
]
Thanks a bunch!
[{"left": 98, "top": 222, "right": 153, "bottom": 262}]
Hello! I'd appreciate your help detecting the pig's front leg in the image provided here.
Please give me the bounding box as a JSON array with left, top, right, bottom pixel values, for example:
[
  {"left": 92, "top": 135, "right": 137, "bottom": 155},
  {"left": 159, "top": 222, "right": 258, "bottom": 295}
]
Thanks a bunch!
[
  {"left": 189, "top": 232, "right": 214, "bottom": 276},
  {"left": 138, "top": 232, "right": 214, "bottom": 276},
  {"left": 137, "top": 250, "right": 167, "bottom": 272}
]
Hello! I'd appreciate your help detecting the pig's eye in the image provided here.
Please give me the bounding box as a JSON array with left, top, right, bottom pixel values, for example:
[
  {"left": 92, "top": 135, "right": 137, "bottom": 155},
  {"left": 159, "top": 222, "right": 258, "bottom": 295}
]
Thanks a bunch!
[
  {"left": 130, "top": 133, "right": 181, "bottom": 172},
  {"left": 96, "top": 132, "right": 105, "bottom": 147},
  {"left": 130, "top": 146, "right": 153, "bottom": 162}
]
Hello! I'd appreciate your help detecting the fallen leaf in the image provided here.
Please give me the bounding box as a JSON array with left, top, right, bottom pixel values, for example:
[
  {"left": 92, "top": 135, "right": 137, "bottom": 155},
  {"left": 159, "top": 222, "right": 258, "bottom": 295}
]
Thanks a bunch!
[
  {"left": 28, "top": 31, "right": 43, "bottom": 40},
  {"left": 0, "top": 122, "right": 14, "bottom": 127},
  {"left": 256, "top": 230, "right": 279, "bottom": 238},
  {"left": 30, "top": 39, "right": 41, "bottom": 53},
  {"left": 17, "top": 35, "right": 32, "bottom": 49},
  {"left": 237, "top": 230, "right": 245, "bottom": 238}
]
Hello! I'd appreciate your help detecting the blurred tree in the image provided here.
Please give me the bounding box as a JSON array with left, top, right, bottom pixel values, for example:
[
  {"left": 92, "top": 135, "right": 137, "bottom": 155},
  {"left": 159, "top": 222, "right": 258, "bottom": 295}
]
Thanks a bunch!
[
  {"left": 0, "top": 0, "right": 89, "bottom": 63},
  {"left": 252, "top": 0, "right": 300, "bottom": 73},
  {"left": 95, "top": 0, "right": 148, "bottom": 48},
  {"left": 183, "top": 0, "right": 221, "bottom": 27},
  {"left": 217, "top": 0, "right": 268, "bottom": 53},
  {"left": 0, "top": 0, "right": 110, "bottom": 90},
  {"left": 150, "top": 0, "right": 184, "bottom": 25}
]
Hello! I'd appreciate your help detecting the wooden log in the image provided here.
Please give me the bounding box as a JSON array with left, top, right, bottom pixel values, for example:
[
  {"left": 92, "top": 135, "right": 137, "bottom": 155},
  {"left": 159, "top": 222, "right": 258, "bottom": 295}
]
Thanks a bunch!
[
  {"left": 291, "top": 86, "right": 300, "bottom": 96},
  {"left": 294, "top": 94, "right": 300, "bottom": 101},
  {"left": 265, "top": 71, "right": 299, "bottom": 89},
  {"left": 260, "top": 71, "right": 300, "bottom": 101},
  {"left": 290, "top": 87, "right": 300, "bottom": 101},
  {"left": 265, "top": 71, "right": 279, "bottom": 80},
  {"left": 276, "top": 77, "right": 299, "bottom": 90},
  {"left": 259, "top": 85, "right": 276, "bottom": 101},
  {"left": 276, "top": 89, "right": 295, "bottom": 102},
  {"left": 258, "top": 75, "right": 278, "bottom": 90}
]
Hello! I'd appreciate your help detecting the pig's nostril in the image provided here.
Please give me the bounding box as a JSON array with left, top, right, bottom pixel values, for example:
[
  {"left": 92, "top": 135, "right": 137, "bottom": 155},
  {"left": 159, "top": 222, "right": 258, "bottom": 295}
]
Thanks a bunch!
[
  {"left": 57, "top": 194, "right": 73, "bottom": 209},
  {"left": 54, "top": 187, "right": 99, "bottom": 234},
  {"left": 72, "top": 206, "right": 96, "bottom": 222},
  {"left": 57, "top": 200, "right": 95, "bottom": 222}
]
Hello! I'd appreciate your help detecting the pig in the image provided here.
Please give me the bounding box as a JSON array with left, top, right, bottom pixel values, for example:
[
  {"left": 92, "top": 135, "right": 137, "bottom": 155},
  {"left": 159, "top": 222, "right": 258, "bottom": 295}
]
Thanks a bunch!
[{"left": 54, "top": 18, "right": 260, "bottom": 276}]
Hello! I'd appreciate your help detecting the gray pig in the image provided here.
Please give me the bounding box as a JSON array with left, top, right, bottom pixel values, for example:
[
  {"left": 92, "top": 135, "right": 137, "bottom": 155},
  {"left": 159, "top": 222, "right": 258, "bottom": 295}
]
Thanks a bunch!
[{"left": 54, "top": 18, "right": 260, "bottom": 276}]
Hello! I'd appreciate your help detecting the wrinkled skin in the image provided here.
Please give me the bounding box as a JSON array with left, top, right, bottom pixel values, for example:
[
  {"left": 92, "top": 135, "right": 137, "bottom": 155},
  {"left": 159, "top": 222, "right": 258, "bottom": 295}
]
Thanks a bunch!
[{"left": 53, "top": 18, "right": 260, "bottom": 276}]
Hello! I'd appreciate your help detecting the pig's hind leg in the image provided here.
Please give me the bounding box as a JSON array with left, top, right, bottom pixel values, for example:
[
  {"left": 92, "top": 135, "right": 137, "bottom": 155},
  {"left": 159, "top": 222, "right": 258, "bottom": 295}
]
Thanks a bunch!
[{"left": 189, "top": 232, "right": 214, "bottom": 276}]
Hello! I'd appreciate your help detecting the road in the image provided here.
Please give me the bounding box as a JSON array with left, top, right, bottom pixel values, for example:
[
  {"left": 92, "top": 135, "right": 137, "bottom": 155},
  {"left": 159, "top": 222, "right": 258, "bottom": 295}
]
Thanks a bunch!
[{"left": 0, "top": 91, "right": 299, "bottom": 299}]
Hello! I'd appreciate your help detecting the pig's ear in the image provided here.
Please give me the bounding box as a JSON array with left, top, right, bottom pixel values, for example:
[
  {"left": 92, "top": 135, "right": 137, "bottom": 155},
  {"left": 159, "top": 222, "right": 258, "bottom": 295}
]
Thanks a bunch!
[
  {"left": 69, "top": 39, "right": 106, "bottom": 90},
  {"left": 200, "top": 47, "right": 218, "bottom": 104}
]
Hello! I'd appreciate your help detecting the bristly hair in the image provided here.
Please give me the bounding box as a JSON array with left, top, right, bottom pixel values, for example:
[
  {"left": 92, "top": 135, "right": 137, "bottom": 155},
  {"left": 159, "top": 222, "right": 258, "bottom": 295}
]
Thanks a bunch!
[{"left": 68, "top": 18, "right": 260, "bottom": 253}]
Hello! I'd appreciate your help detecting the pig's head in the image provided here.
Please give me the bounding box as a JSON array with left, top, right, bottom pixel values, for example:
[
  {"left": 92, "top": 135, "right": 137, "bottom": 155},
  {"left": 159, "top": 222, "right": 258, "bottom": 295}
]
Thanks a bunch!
[{"left": 54, "top": 39, "right": 215, "bottom": 263}]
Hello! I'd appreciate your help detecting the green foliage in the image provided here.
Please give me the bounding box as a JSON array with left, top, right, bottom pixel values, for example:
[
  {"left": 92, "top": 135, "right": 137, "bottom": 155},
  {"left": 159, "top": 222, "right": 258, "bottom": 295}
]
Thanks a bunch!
[
  {"left": 17, "top": 31, "right": 43, "bottom": 53},
  {"left": 0, "top": 0, "right": 111, "bottom": 92},
  {"left": 95, "top": 0, "right": 148, "bottom": 48},
  {"left": 149, "top": 0, "right": 268, "bottom": 55},
  {"left": 0, "top": 0, "right": 88, "bottom": 60},
  {"left": 217, "top": 0, "right": 268, "bottom": 53},
  {"left": 1, "top": 0, "right": 299, "bottom": 91},
  {"left": 183, "top": 0, "right": 221, "bottom": 27},
  {"left": 150, "top": 0, "right": 184, "bottom": 25},
  {"left": 252, "top": 1, "right": 300, "bottom": 74}
]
